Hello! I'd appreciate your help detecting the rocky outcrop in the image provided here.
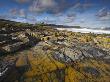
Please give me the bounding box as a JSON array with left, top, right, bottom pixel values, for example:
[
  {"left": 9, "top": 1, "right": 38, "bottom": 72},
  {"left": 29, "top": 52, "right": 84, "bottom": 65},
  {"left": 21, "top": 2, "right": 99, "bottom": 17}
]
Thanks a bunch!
[
  {"left": 0, "top": 29, "right": 40, "bottom": 54},
  {"left": 52, "top": 44, "right": 109, "bottom": 64},
  {"left": 0, "top": 19, "right": 110, "bottom": 82}
]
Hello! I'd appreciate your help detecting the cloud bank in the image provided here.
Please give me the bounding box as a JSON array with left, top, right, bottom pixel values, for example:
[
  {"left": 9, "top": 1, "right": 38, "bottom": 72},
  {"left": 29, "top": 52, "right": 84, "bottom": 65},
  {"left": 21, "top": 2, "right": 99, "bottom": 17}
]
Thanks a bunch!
[{"left": 0, "top": 0, "right": 110, "bottom": 28}]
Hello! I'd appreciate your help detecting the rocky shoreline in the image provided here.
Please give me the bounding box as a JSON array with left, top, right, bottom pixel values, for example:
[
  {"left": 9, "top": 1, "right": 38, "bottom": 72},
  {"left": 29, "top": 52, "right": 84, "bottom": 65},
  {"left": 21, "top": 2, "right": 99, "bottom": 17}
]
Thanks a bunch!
[{"left": 0, "top": 20, "right": 110, "bottom": 82}]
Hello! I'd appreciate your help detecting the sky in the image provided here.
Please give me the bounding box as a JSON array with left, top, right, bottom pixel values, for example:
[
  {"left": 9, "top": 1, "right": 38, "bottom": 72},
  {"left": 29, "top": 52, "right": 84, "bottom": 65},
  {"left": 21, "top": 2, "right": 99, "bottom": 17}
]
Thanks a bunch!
[{"left": 0, "top": 0, "right": 110, "bottom": 28}]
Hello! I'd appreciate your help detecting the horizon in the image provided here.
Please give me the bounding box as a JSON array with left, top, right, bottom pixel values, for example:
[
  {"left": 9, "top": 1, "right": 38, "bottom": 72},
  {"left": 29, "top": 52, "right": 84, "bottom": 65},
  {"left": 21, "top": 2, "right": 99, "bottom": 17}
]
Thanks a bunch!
[
  {"left": 0, "top": 18, "right": 110, "bottom": 29},
  {"left": 0, "top": 0, "right": 110, "bottom": 28}
]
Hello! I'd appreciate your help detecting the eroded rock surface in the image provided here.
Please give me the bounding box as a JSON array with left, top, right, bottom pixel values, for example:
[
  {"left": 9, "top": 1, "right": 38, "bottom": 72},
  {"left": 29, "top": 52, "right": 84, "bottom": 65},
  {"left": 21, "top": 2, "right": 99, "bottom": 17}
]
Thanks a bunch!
[{"left": 0, "top": 20, "right": 110, "bottom": 82}]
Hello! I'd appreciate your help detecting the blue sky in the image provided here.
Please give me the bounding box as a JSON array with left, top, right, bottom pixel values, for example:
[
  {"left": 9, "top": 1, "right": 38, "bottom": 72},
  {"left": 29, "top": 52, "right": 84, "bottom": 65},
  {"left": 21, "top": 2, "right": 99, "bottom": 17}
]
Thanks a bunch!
[{"left": 0, "top": 0, "right": 110, "bottom": 28}]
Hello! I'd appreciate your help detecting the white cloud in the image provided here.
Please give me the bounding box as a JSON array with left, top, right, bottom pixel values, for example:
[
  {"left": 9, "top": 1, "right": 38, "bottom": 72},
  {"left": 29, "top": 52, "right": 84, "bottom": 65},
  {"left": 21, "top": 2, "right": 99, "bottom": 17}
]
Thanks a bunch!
[
  {"left": 19, "top": 9, "right": 26, "bottom": 17},
  {"left": 96, "top": 7, "right": 110, "bottom": 21},
  {"left": 10, "top": 8, "right": 18, "bottom": 15},
  {"left": 99, "top": 12, "right": 110, "bottom": 21},
  {"left": 29, "top": 0, "right": 57, "bottom": 13}
]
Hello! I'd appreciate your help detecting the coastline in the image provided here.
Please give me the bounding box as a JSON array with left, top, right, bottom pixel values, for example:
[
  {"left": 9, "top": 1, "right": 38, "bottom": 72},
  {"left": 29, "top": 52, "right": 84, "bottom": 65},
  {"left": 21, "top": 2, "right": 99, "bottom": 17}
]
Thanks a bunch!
[{"left": 57, "top": 28, "right": 110, "bottom": 34}]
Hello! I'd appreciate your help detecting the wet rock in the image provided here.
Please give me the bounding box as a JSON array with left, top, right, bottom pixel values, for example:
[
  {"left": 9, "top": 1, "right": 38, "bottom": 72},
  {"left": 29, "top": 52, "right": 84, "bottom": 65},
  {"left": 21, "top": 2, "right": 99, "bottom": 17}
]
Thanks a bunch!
[
  {"left": 0, "top": 30, "right": 41, "bottom": 54},
  {"left": 52, "top": 51, "right": 72, "bottom": 63},
  {"left": 83, "top": 67, "right": 100, "bottom": 77},
  {"left": 75, "top": 44, "right": 108, "bottom": 58},
  {"left": 0, "top": 58, "right": 19, "bottom": 82},
  {"left": 64, "top": 47, "right": 83, "bottom": 61},
  {"left": 2, "top": 42, "right": 23, "bottom": 52}
]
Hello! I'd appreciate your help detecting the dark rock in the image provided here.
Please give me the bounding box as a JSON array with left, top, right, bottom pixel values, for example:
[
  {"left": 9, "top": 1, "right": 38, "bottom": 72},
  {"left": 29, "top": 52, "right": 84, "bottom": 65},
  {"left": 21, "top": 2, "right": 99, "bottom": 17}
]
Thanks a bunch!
[
  {"left": 83, "top": 66, "right": 100, "bottom": 77},
  {"left": 52, "top": 52, "right": 72, "bottom": 64}
]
